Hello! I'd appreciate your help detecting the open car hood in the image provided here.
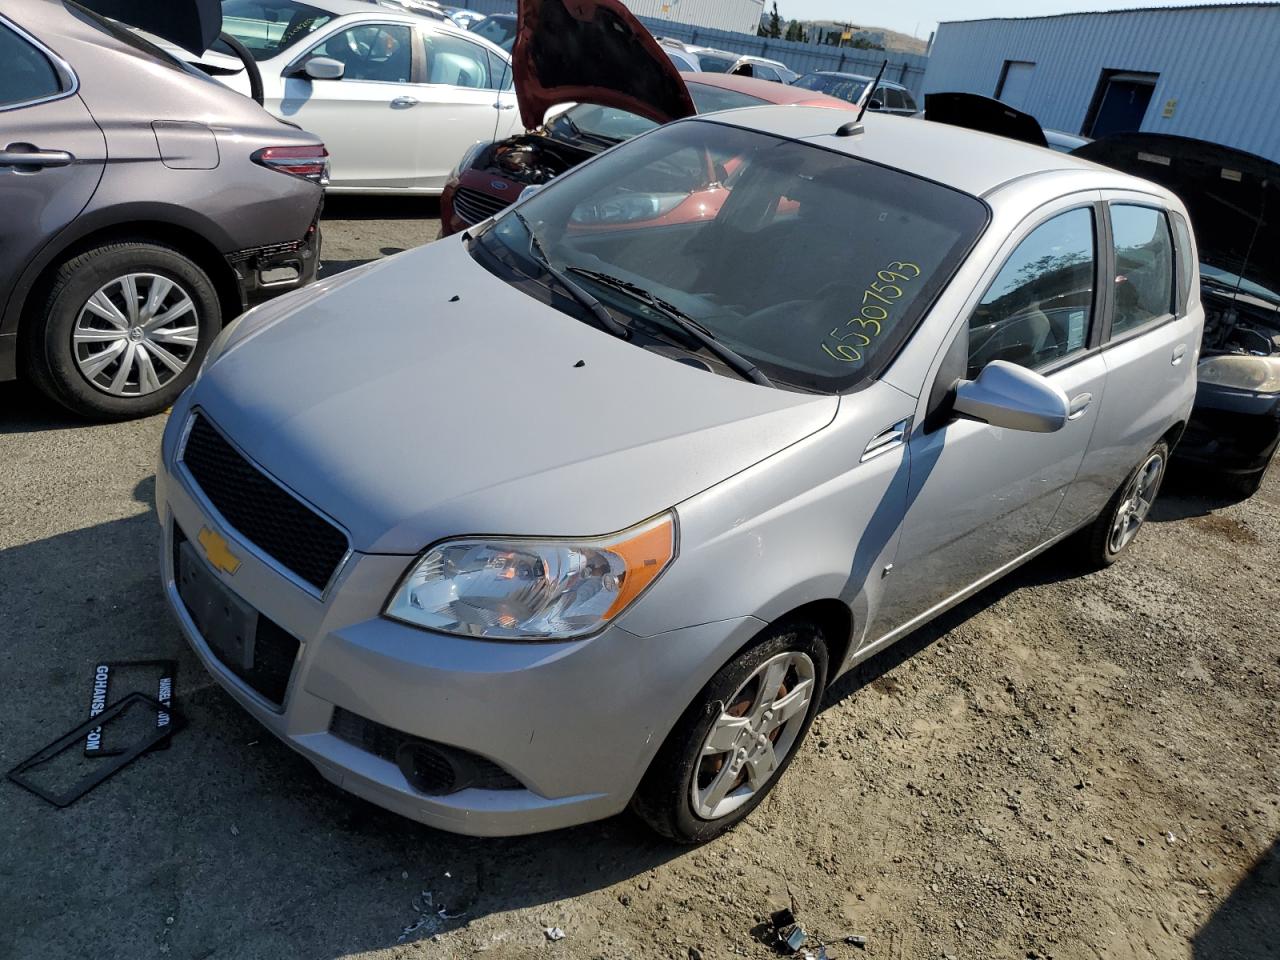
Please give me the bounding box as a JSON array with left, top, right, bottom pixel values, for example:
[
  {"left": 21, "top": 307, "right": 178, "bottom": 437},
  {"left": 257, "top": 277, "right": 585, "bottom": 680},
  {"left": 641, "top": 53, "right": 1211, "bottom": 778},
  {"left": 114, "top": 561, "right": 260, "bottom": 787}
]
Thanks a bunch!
[
  {"left": 1073, "top": 133, "right": 1280, "bottom": 296},
  {"left": 77, "top": 0, "right": 221, "bottom": 54},
  {"left": 924, "top": 92, "right": 1048, "bottom": 148},
  {"left": 513, "top": 0, "right": 696, "bottom": 130}
]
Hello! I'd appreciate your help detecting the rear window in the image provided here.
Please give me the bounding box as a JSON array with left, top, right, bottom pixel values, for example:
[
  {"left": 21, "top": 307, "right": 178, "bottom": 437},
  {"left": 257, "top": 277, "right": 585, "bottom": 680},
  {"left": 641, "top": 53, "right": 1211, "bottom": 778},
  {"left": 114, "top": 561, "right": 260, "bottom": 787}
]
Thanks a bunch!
[
  {"left": 557, "top": 84, "right": 768, "bottom": 144},
  {"left": 219, "top": 0, "right": 334, "bottom": 61},
  {"left": 793, "top": 73, "right": 870, "bottom": 104},
  {"left": 697, "top": 54, "right": 736, "bottom": 73},
  {"left": 469, "top": 15, "right": 516, "bottom": 52},
  {"left": 479, "top": 120, "right": 990, "bottom": 393}
]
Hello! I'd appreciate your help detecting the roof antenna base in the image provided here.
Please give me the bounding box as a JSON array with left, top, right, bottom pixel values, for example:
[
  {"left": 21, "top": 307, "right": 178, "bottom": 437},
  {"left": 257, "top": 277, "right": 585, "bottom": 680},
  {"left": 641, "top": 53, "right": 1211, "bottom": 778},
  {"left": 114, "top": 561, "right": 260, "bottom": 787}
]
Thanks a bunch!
[{"left": 836, "top": 121, "right": 865, "bottom": 137}]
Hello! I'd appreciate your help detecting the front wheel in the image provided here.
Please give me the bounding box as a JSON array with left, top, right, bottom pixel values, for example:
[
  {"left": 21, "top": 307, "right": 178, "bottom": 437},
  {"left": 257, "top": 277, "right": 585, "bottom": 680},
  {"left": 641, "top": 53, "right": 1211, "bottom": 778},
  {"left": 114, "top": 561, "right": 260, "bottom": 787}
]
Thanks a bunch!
[
  {"left": 25, "top": 242, "right": 220, "bottom": 420},
  {"left": 631, "top": 620, "right": 829, "bottom": 843},
  {"left": 1078, "top": 440, "right": 1169, "bottom": 568}
]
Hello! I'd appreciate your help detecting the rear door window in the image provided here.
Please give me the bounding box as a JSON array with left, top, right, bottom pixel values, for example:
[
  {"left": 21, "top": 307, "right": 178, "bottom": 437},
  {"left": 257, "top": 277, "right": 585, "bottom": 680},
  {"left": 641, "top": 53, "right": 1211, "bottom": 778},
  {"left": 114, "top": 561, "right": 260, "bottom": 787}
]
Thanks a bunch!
[
  {"left": 1109, "top": 204, "right": 1175, "bottom": 336},
  {"left": 0, "top": 21, "right": 62, "bottom": 108},
  {"left": 968, "top": 207, "right": 1097, "bottom": 377},
  {"left": 423, "top": 32, "right": 498, "bottom": 89}
]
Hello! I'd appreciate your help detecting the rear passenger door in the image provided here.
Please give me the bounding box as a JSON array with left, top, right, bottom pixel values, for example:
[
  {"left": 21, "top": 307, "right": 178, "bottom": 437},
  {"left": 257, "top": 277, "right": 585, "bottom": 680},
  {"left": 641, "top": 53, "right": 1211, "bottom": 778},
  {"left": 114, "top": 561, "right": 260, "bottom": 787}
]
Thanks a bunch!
[
  {"left": 415, "top": 27, "right": 519, "bottom": 191},
  {"left": 1066, "top": 196, "right": 1201, "bottom": 522},
  {"left": 0, "top": 14, "right": 106, "bottom": 347}
]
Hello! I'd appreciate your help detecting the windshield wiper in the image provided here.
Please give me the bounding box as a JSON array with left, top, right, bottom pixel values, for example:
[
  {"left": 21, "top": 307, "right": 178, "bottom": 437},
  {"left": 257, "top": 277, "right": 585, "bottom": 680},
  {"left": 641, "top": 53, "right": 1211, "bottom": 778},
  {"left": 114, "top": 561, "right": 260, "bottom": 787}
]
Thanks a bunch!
[
  {"left": 567, "top": 268, "right": 773, "bottom": 387},
  {"left": 512, "top": 212, "right": 630, "bottom": 340}
]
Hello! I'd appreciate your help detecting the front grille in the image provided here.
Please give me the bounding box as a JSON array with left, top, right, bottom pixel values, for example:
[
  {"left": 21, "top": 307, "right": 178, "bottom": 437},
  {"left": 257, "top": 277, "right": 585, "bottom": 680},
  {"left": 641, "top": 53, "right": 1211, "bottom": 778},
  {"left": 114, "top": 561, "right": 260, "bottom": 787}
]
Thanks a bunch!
[
  {"left": 173, "top": 525, "right": 301, "bottom": 706},
  {"left": 181, "top": 413, "right": 348, "bottom": 592},
  {"left": 329, "top": 707, "right": 521, "bottom": 795},
  {"left": 452, "top": 186, "right": 512, "bottom": 225}
]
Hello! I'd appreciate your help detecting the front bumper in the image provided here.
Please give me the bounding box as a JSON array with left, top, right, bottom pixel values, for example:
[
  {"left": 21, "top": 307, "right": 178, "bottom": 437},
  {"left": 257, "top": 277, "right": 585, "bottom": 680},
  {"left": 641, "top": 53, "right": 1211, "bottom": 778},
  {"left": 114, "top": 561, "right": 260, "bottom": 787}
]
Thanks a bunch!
[
  {"left": 155, "top": 407, "right": 759, "bottom": 835},
  {"left": 1175, "top": 381, "right": 1280, "bottom": 477}
]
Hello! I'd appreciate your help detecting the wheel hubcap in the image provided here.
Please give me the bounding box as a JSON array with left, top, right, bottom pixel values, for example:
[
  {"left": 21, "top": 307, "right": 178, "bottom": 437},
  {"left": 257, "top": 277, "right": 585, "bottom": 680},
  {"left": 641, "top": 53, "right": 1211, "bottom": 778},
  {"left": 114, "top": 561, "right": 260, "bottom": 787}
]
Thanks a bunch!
[
  {"left": 73, "top": 273, "right": 199, "bottom": 397},
  {"left": 1109, "top": 452, "right": 1165, "bottom": 554},
  {"left": 691, "top": 650, "right": 816, "bottom": 821}
]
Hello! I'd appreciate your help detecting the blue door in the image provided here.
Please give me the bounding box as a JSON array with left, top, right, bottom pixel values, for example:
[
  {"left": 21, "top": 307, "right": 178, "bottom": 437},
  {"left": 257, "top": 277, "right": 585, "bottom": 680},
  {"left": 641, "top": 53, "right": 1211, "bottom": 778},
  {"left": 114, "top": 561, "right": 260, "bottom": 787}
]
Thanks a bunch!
[{"left": 1089, "top": 75, "right": 1156, "bottom": 138}]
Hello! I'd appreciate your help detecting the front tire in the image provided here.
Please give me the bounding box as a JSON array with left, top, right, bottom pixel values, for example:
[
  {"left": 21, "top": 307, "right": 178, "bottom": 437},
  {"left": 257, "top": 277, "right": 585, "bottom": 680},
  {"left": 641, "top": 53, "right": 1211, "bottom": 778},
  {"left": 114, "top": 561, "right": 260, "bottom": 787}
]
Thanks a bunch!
[
  {"left": 25, "top": 242, "right": 220, "bottom": 420},
  {"left": 1078, "top": 440, "right": 1169, "bottom": 568},
  {"left": 631, "top": 620, "right": 829, "bottom": 844}
]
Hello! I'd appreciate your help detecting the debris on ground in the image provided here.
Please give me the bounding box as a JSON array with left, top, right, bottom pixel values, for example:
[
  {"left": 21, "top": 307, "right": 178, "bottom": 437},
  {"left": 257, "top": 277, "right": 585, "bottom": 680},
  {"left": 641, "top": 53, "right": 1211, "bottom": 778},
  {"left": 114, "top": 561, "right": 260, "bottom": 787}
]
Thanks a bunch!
[{"left": 544, "top": 927, "right": 566, "bottom": 942}]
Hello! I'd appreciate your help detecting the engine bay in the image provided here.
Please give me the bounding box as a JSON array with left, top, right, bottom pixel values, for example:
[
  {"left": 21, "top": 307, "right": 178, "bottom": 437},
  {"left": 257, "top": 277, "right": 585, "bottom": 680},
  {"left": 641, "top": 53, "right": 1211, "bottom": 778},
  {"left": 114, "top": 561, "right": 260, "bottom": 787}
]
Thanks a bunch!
[
  {"left": 1202, "top": 284, "right": 1280, "bottom": 358},
  {"left": 479, "top": 135, "right": 594, "bottom": 187}
]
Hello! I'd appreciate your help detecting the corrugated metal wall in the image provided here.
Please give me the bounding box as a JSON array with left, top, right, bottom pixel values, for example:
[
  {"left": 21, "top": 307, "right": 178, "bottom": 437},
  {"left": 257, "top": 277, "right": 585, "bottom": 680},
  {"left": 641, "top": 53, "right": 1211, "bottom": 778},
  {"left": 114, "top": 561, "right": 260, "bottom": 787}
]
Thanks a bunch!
[
  {"left": 621, "top": 0, "right": 765, "bottom": 35},
  {"left": 447, "top": 0, "right": 931, "bottom": 95},
  {"left": 922, "top": 4, "right": 1280, "bottom": 162}
]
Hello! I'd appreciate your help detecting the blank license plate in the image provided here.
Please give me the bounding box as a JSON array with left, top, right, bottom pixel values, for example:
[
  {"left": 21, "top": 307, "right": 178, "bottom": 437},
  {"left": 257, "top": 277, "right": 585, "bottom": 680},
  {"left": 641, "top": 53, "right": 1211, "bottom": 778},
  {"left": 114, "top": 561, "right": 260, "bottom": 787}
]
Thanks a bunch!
[{"left": 177, "top": 541, "right": 258, "bottom": 672}]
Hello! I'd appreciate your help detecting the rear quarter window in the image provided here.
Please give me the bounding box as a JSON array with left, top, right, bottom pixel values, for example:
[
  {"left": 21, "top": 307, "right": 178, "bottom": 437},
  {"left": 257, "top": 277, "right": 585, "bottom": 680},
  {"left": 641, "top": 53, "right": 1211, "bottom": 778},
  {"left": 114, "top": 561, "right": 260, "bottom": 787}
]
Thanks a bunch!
[{"left": 0, "top": 21, "right": 63, "bottom": 107}]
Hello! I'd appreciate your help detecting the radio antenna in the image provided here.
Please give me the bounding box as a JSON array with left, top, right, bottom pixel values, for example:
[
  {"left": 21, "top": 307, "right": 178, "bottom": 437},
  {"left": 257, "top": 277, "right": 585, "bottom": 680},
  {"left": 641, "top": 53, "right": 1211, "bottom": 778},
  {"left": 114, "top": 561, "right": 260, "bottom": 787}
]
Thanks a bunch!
[{"left": 856, "top": 59, "right": 889, "bottom": 123}]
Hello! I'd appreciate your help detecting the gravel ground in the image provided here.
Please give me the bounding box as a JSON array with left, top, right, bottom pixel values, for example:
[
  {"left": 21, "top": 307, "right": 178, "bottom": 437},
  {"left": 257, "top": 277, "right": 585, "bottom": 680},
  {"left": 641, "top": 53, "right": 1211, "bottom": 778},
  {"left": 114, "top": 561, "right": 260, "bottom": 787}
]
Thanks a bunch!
[{"left": 1, "top": 204, "right": 1277, "bottom": 960}]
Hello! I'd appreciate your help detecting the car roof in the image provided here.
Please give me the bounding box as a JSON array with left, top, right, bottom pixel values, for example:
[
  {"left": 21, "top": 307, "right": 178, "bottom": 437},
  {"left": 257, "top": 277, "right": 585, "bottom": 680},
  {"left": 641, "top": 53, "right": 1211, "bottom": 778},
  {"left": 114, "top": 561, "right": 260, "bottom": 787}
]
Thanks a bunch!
[
  {"left": 805, "top": 70, "right": 907, "bottom": 90},
  {"left": 683, "top": 71, "right": 856, "bottom": 109},
  {"left": 690, "top": 107, "right": 1174, "bottom": 199}
]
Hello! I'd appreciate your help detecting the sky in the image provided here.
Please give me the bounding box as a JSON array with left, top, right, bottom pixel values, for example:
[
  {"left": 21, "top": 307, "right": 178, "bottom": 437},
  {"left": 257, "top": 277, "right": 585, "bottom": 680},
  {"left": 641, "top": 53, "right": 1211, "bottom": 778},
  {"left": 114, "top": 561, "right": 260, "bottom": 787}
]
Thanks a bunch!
[{"left": 775, "top": 0, "right": 1238, "bottom": 39}]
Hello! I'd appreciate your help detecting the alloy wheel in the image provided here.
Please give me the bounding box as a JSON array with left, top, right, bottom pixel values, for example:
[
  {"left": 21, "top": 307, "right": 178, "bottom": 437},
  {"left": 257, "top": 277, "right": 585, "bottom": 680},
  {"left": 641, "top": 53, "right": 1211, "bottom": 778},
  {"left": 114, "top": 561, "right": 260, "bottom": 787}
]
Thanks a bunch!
[
  {"left": 1109, "top": 451, "right": 1165, "bottom": 554},
  {"left": 691, "top": 650, "right": 816, "bottom": 820},
  {"left": 73, "top": 273, "right": 200, "bottom": 397}
]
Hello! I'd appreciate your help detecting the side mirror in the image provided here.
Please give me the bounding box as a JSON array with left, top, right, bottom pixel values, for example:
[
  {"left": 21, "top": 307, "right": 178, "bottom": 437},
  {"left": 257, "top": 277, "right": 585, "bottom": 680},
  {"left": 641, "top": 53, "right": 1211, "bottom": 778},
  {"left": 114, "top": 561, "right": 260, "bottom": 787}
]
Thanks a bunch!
[
  {"left": 952, "top": 360, "right": 1069, "bottom": 433},
  {"left": 866, "top": 98, "right": 884, "bottom": 111},
  {"left": 302, "top": 56, "right": 345, "bottom": 81}
]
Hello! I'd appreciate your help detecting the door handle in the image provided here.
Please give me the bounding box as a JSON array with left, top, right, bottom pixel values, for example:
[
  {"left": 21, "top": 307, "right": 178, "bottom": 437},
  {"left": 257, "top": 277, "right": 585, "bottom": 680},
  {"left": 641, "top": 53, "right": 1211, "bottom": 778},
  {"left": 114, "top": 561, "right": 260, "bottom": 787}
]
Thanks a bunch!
[
  {"left": 861, "top": 417, "right": 912, "bottom": 463},
  {"left": 0, "top": 144, "right": 75, "bottom": 171},
  {"left": 492, "top": 101, "right": 515, "bottom": 110},
  {"left": 391, "top": 96, "right": 419, "bottom": 108},
  {"left": 1171, "top": 343, "right": 1187, "bottom": 365},
  {"left": 1067, "top": 392, "right": 1093, "bottom": 421}
]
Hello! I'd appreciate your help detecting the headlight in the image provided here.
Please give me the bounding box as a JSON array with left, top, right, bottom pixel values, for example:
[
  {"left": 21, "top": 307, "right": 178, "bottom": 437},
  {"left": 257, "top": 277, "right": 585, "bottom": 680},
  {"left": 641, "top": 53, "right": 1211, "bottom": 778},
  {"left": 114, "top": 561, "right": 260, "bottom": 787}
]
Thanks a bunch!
[
  {"left": 1198, "top": 355, "right": 1280, "bottom": 393},
  {"left": 571, "top": 192, "right": 688, "bottom": 225},
  {"left": 385, "top": 514, "right": 676, "bottom": 640},
  {"left": 450, "top": 140, "right": 490, "bottom": 181}
]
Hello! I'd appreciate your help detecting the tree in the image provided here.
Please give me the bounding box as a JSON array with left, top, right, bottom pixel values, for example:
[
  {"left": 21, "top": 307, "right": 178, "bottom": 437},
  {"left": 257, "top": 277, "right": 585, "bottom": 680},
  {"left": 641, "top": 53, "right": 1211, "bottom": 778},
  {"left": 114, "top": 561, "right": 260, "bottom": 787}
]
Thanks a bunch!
[
  {"left": 768, "top": 2, "right": 782, "bottom": 38},
  {"left": 785, "top": 19, "right": 806, "bottom": 42}
]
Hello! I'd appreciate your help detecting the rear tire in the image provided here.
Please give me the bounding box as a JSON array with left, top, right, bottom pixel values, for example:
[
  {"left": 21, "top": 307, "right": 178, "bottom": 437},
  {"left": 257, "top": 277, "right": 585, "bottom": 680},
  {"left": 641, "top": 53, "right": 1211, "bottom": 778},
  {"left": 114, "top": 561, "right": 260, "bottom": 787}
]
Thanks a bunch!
[
  {"left": 24, "top": 242, "right": 220, "bottom": 420},
  {"left": 1078, "top": 440, "right": 1169, "bottom": 568},
  {"left": 631, "top": 620, "right": 829, "bottom": 844}
]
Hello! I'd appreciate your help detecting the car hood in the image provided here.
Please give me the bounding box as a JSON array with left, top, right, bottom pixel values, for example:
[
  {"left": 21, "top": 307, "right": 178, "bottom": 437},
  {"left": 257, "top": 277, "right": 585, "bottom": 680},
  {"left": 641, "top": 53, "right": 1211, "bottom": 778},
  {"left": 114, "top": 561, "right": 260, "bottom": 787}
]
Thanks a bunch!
[
  {"left": 192, "top": 239, "right": 837, "bottom": 555},
  {"left": 924, "top": 92, "right": 1049, "bottom": 148},
  {"left": 513, "top": 0, "right": 696, "bottom": 130},
  {"left": 1072, "top": 133, "right": 1280, "bottom": 298}
]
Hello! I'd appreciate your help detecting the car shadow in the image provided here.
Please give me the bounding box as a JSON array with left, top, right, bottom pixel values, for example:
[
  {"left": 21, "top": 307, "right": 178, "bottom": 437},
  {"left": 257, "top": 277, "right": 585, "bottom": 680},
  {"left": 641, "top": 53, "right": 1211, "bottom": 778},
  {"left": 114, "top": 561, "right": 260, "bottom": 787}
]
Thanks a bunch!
[
  {"left": 0, "top": 380, "right": 106, "bottom": 434},
  {"left": 0, "top": 479, "right": 685, "bottom": 960},
  {"left": 1149, "top": 463, "right": 1253, "bottom": 521},
  {"left": 322, "top": 195, "right": 441, "bottom": 221},
  {"left": 1192, "top": 838, "right": 1280, "bottom": 959},
  {"left": 823, "top": 543, "right": 1079, "bottom": 710}
]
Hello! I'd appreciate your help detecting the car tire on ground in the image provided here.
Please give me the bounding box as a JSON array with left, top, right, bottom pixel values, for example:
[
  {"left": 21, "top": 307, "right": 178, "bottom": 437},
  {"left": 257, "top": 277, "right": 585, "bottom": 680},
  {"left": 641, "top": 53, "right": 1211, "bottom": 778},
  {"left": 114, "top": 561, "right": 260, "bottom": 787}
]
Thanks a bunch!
[
  {"left": 1078, "top": 440, "right": 1170, "bottom": 568},
  {"left": 25, "top": 241, "right": 221, "bottom": 420},
  {"left": 631, "top": 619, "right": 829, "bottom": 844}
]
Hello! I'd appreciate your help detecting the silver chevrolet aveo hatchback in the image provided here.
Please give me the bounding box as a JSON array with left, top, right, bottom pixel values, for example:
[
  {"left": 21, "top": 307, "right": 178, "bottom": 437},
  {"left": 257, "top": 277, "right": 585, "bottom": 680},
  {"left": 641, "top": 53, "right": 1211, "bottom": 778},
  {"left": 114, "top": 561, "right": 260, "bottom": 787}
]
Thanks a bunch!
[{"left": 157, "top": 109, "right": 1201, "bottom": 842}]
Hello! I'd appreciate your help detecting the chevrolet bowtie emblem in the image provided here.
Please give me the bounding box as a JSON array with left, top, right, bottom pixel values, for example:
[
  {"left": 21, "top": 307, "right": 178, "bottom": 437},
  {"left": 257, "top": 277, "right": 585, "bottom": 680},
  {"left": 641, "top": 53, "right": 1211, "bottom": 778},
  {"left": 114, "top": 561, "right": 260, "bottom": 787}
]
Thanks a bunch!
[{"left": 198, "top": 526, "right": 242, "bottom": 576}]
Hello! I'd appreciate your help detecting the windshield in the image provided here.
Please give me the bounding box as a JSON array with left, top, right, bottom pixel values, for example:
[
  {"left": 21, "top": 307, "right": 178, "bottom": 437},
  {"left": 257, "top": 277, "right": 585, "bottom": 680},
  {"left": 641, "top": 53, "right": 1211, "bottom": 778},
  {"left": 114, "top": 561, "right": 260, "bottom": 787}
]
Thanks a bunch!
[
  {"left": 793, "top": 73, "right": 871, "bottom": 104},
  {"left": 1201, "top": 263, "right": 1280, "bottom": 308},
  {"left": 475, "top": 120, "right": 988, "bottom": 392},
  {"left": 470, "top": 15, "right": 516, "bottom": 52},
  {"left": 557, "top": 82, "right": 769, "bottom": 143},
  {"left": 219, "top": 0, "right": 334, "bottom": 60},
  {"left": 697, "top": 53, "right": 737, "bottom": 73}
]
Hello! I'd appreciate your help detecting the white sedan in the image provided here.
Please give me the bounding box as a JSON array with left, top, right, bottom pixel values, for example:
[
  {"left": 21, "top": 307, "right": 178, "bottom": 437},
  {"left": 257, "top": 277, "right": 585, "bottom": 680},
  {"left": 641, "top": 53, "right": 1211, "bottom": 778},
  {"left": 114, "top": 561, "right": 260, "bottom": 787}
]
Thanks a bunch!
[{"left": 189, "top": 0, "right": 522, "bottom": 193}]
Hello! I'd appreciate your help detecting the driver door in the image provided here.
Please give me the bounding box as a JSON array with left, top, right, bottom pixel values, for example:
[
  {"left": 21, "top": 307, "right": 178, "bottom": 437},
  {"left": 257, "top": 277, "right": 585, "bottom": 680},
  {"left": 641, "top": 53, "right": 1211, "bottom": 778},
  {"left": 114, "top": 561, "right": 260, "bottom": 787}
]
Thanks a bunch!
[
  {"left": 874, "top": 198, "right": 1110, "bottom": 636},
  {"left": 280, "top": 21, "right": 420, "bottom": 190}
]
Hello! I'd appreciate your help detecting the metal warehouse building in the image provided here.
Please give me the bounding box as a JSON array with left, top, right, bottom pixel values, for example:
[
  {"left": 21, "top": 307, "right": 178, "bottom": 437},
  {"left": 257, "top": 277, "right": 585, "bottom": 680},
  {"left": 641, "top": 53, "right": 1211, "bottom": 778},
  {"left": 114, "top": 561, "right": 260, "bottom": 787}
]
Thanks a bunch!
[
  {"left": 621, "top": 0, "right": 765, "bottom": 35},
  {"left": 922, "top": 3, "right": 1280, "bottom": 162}
]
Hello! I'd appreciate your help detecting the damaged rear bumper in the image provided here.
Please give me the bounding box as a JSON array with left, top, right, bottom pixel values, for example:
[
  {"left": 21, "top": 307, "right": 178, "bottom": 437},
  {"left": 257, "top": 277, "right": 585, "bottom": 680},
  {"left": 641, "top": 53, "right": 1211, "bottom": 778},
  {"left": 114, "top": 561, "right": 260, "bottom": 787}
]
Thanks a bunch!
[
  {"left": 226, "top": 218, "right": 322, "bottom": 310},
  {"left": 1176, "top": 382, "right": 1280, "bottom": 477}
]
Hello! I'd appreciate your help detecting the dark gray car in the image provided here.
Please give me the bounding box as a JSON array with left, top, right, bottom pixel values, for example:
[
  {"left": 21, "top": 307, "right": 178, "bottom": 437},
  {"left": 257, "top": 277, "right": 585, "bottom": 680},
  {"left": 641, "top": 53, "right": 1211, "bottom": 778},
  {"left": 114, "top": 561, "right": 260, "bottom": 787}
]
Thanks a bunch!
[{"left": 0, "top": 0, "right": 327, "bottom": 419}]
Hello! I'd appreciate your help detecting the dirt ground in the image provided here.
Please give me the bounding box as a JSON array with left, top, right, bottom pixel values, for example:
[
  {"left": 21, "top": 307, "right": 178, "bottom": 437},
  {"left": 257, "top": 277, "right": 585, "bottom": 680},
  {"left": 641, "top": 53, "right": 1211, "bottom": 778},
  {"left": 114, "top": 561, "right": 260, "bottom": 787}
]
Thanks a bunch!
[{"left": 1, "top": 200, "right": 1277, "bottom": 960}]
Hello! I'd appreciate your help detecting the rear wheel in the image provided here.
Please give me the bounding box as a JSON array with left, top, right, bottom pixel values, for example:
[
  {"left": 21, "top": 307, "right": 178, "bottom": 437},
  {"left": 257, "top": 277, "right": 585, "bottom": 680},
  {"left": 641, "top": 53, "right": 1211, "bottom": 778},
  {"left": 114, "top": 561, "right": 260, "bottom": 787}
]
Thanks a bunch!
[
  {"left": 25, "top": 242, "right": 220, "bottom": 420},
  {"left": 631, "top": 620, "right": 828, "bottom": 843},
  {"left": 1078, "top": 440, "right": 1169, "bottom": 568}
]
